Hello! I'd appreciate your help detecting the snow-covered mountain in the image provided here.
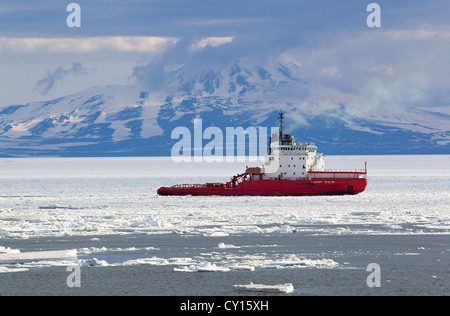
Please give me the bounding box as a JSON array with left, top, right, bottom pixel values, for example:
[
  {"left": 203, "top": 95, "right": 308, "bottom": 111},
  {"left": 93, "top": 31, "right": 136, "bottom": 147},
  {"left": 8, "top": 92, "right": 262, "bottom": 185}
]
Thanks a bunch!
[{"left": 0, "top": 60, "right": 449, "bottom": 156}]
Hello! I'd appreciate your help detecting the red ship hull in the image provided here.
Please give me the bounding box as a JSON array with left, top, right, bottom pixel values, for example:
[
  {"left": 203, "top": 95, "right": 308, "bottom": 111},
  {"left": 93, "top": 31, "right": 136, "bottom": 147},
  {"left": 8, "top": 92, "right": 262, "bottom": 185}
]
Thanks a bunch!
[{"left": 157, "top": 177, "right": 367, "bottom": 196}]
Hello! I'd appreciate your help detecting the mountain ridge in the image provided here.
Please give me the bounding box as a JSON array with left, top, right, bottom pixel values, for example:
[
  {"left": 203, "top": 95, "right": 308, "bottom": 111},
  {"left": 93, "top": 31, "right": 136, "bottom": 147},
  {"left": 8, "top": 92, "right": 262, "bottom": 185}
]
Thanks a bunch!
[{"left": 0, "top": 60, "right": 448, "bottom": 157}]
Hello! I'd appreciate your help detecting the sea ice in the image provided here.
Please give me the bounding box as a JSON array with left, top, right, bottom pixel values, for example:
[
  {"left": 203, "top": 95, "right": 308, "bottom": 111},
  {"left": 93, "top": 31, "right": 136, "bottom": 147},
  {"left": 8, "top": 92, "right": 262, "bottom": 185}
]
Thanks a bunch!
[
  {"left": 122, "top": 257, "right": 170, "bottom": 266},
  {"left": 174, "top": 262, "right": 231, "bottom": 272},
  {"left": 261, "top": 256, "right": 339, "bottom": 269},
  {"left": 78, "top": 258, "right": 109, "bottom": 267},
  {"left": 0, "top": 249, "right": 77, "bottom": 264},
  {"left": 217, "top": 243, "right": 240, "bottom": 249},
  {"left": 0, "top": 156, "right": 448, "bottom": 241},
  {"left": 0, "top": 246, "right": 20, "bottom": 254},
  {"left": 0, "top": 267, "right": 29, "bottom": 273},
  {"left": 233, "top": 282, "right": 294, "bottom": 293},
  {"left": 382, "top": 224, "right": 403, "bottom": 230}
]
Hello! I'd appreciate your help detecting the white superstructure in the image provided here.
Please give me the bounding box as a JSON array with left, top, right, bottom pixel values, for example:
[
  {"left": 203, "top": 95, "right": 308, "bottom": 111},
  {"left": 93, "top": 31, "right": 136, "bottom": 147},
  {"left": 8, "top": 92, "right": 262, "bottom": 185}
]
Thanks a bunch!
[{"left": 263, "top": 112, "right": 325, "bottom": 179}]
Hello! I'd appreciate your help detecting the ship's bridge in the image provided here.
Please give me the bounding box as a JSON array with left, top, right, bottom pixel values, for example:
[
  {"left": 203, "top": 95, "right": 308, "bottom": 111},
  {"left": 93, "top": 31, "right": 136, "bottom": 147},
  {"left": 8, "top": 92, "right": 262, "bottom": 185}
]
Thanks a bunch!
[{"left": 264, "top": 131, "right": 325, "bottom": 179}]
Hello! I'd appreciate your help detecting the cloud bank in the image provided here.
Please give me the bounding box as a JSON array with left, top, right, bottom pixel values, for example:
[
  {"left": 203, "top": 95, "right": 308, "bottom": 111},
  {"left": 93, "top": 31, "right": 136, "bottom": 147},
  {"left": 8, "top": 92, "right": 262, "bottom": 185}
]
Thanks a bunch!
[
  {"left": 1, "top": 0, "right": 449, "bottom": 116},
  {"left": 189, "top": 37, "right": 234, "bottom": 51},
  {"left": 34, "top": 62, "right": 88, "bottom": 95},
  {"left": 0, "top": 36, "right": 179, "bottom": 53}
]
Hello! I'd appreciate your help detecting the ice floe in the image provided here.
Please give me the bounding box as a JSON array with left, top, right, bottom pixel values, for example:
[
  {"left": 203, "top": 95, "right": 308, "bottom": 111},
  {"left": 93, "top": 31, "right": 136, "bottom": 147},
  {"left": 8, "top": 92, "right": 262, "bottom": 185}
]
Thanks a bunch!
[
  {"left": 174, "top": 262, "right": 231, "bottom": 272},
  {"left": 382, "top": 224, "right": 403, "bottom": 230},
  {"left": 233, "top": 282, "right": 294, "bottom": 294},
  {"left": 0, "top": 267, "right": 29, "bottom": 273},
  {"left": 122, "top": 257, "right": 170, "bottom": 266},
  {"left": 0, "top": 246, "right": 20, "bottom": 254},
  {"left": 172, "top": 253, "right": 339, "bottom": 272},
  {"left": 217, "top": 242, "right": 240, "bottom": 249},
  {"left": 78, "top": 258, "right": 109, "bottom": 267},
  {"left": 0, "top": 249, "right": 77, "bottom": 264}
]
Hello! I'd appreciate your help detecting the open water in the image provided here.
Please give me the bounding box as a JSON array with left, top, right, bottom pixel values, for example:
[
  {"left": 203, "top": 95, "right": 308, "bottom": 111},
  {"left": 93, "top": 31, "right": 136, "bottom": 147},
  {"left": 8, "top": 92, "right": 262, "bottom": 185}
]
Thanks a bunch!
[{"left": 0, "top": 231, "right": 449, "bottom": 296}]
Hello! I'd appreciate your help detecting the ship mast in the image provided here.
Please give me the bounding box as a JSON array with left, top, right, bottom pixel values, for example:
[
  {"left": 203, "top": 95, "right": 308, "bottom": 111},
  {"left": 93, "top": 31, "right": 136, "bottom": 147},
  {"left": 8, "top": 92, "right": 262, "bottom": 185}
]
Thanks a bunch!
[{"left": 278, "top": 111, "right": 284, "bottom": 142}]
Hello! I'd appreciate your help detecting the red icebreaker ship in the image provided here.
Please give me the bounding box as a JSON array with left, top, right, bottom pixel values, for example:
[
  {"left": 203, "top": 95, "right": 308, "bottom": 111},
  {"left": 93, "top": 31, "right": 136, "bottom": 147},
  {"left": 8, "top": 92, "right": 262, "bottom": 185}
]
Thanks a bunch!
[{"left": 157, "top": 113, "right": 367, "bottom": 196}]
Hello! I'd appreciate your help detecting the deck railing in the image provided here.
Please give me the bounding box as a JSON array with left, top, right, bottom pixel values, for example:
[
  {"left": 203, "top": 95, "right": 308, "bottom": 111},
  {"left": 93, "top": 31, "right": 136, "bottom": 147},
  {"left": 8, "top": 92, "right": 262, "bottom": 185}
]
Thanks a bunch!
[
  {"left": 308, "top": 169, "right": 367, "bottom": 173},
  {"left": 172, "top": 183, "right": 207, "bottom": 189},
  {"left": 308, "top": 169, "right": 367, "bottom": 179}
]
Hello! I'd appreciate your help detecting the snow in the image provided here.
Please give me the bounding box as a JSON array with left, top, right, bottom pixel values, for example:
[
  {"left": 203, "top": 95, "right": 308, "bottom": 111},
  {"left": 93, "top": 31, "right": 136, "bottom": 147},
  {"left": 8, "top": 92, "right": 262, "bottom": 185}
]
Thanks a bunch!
[{"left": 0, "top": 85, "right": 164, "bottom": 142}]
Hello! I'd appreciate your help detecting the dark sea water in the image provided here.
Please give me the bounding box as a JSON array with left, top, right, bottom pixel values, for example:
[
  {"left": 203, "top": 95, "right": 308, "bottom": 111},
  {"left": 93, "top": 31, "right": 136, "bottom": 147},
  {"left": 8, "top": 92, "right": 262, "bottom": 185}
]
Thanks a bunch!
[{"left": 1, "top": 228, "right": 449, "bottom": 297}]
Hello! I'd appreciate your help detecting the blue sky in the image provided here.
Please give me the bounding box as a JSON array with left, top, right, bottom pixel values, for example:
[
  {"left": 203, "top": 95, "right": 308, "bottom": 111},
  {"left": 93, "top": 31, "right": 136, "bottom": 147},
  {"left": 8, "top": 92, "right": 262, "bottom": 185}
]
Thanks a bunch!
[{"left": 0, "top": 0, "right": 449, "bottom": 111}]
